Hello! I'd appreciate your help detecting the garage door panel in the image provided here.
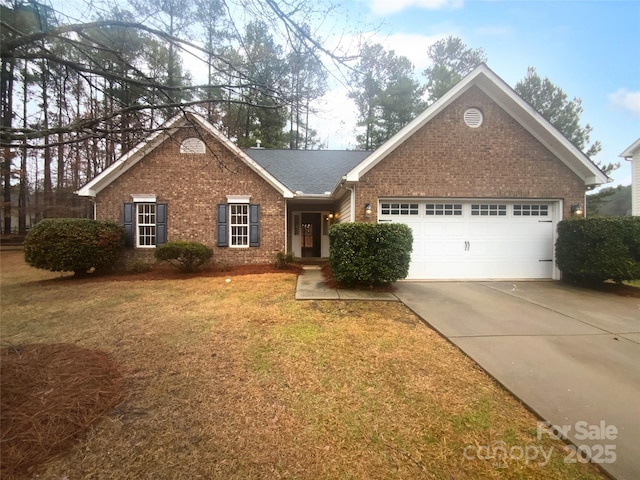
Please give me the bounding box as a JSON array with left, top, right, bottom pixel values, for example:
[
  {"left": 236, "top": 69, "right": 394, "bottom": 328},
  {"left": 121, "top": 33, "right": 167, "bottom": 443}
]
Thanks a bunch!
[{"left": 380, "top": 200, "right": 555, "bottom": 280}]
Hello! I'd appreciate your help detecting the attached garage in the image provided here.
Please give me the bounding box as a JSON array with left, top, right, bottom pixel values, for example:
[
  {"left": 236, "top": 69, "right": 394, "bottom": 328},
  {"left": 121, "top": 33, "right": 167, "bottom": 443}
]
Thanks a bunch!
[{"left": 379, "top": 200, "right": 560, "bottom": 280}]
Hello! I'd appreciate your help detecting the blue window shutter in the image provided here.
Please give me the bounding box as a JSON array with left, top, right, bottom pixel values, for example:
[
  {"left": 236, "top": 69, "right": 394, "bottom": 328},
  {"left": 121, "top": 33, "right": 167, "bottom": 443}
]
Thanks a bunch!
[
  {"left": 156, "top": 203, "right": 167, "bottom": 245},
  {"left": 249, "top": 204, "right": 260, "bottom": 247},
  {"left": 217, "top": 204, "right": 228, "bottom": 247},
  {"left": 123, "top": 203, "right": 135, "bottom": 248}
]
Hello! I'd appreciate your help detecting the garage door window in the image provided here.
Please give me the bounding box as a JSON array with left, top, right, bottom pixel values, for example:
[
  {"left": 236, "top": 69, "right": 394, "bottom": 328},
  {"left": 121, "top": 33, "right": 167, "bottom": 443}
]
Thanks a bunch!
[
  {"left": 381, "top": 203, "right": 419, "bottom": 215},
  {"left": 425, "top": 203, "right": 463, "bottom": 216},
  {"left": 471, "top": 204, "right": 507, "bottom": 216},
  {"left": 513, "top": 204, "right": 549, "bottom": 216}
]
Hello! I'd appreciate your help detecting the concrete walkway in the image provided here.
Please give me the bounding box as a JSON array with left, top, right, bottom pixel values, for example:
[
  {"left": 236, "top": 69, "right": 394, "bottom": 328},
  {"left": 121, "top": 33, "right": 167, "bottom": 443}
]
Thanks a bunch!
[{"left": 295, "top": 265, "right": 398, "bottom": 301}]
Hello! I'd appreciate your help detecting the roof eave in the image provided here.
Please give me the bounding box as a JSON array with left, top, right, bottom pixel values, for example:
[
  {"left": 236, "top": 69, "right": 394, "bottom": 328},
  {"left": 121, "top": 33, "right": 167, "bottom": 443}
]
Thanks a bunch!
[
  {"left": 76, "top": 112, "right": 295, "bottom": 199},
  {"left": 189, "top": 115, "right": 295, "bottom": 198},
  {"left": 477, "top": 72, "right": 608, "bottom": 187},
  {"left": 345, "top": 64, "right": 608, "bottom": 188},
  {"left": 344, "top": 66, "right": 489, "bottom": 182},
  {"left": 294, "top": 193, "right": 333, "bottom": 200},
  {"left": 620, "top": 138, "right": 640, "bottom": 159}
]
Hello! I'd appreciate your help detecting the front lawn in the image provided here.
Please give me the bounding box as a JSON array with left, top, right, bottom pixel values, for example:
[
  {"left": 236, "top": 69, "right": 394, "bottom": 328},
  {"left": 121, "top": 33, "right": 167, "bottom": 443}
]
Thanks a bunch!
[{"left": 0, "top": 250, "right": 605, "bottom": 479}]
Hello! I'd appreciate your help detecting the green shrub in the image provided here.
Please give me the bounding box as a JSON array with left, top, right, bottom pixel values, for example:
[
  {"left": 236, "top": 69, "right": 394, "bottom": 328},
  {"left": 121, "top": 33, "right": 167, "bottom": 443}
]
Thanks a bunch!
[
  {"left": 123, "top": 259, "right": 153, "bottom": 274},
  {"left": 24, "top": 218, "right": 125, "bottom": 275},
  {"left": 275, "top": 251, "right": 294, "bottom": 269},
  {"left": 556, "top": 217, "right": 640, "bottom": 284},
  {"left": 154, "top": 241, "right": 213, "bottom": 273},
  {"left": 329, "top": 222, "right": 413, "bottom": 286}
]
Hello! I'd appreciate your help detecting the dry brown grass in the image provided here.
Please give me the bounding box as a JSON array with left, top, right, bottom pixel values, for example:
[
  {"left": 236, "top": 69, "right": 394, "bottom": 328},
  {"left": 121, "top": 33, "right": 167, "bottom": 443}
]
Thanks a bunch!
[
  {"left": 1, "top": 343, "right": 125, "bottom": 477},
  {"left": 0, "top": 249, "right": 606, "bottom": 479}
]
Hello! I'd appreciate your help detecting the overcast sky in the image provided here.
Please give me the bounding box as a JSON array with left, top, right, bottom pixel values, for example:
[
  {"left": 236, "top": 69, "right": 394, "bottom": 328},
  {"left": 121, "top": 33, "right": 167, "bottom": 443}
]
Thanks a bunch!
[
  {"left": 52, "top": 0, "right": 640, "bottom": 189},
  {"left": 310, "top": 0, "right": 640, "bottom": 189}
]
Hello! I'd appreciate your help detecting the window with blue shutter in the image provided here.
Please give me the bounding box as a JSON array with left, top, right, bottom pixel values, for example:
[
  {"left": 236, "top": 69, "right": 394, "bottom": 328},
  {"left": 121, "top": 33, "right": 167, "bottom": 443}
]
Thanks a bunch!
[
  {"left": 249, "top": 204, "right": 260, "bottom": 247},
  {"left": 217, "top": 204, "right": 229, "bottom": 247},
  {"left": 218, "top": 202, "right": 260, "bottom": 247},
  {"left": 156, "top": 203, "right": 167, "bottom": 245},
  {"left": 123, "top": 201, "right": 167, "bottom": 248},
  {"left": 123, "top": 203, "right": 135, "bottom": 248}
]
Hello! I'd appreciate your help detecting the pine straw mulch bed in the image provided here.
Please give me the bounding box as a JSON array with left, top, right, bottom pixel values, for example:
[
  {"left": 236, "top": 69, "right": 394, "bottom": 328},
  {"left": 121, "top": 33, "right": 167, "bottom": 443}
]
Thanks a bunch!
[
  {"left": 0, "top": 344, "right": 126, "bottom": 479},
  {"left": 73, "top": 261, "right": 305, "bottom": 283}
]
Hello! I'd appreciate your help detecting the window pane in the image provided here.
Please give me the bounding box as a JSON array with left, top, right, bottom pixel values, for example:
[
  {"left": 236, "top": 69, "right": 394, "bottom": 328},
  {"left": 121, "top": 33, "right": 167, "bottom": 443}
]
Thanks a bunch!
[
  {"left": 230, "top": 204, "right": 249, "bottom": 247},
  {"left": 426, "top": 203, "right": 462, "bottom": 216},
  {"left": 381, "top": 202, "right": 419, "bottom": 215},
  {"left": 136, "top": 203, "right": 156, "bottom": 247},
  {"left": 514, "top": 204, "right": 548, "bottom": 217},
  {"left": 472, "top": 204, "right": 507, "bottom": 216}
]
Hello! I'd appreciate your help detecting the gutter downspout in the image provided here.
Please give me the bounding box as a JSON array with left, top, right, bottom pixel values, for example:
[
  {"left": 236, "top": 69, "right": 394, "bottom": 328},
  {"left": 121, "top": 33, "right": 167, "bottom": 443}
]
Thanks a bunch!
[
  {"left": 346, "top": 184, "right": 356, "bottom": 222},
  {"left": 339, "top": 176, "right": 356, "bottom": 222},
  {"left": 284, "top": 198, "right": 289, "bottom": 254}
]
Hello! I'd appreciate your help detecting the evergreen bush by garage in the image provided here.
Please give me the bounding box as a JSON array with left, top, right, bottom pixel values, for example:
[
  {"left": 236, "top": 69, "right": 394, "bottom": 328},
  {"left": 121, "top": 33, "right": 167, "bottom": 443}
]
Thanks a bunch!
[
  {"left": 329, "top": 222, "right": 413, "bottom": 286},
  {"left": 154, "top": 241, "right": 213, "bottom": 272},
  {"left": 24, "top": 218, "right": 126, "bottom": 275},
  {"left": 556, "top": 217, "right": 640, "bottom": 284}
]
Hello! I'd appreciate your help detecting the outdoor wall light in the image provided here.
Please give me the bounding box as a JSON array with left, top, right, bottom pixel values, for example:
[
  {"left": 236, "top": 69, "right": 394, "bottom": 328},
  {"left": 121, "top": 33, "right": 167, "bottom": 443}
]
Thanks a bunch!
[
  {"left": 328, "top": 212, "right": 334, "bottom": 219},
  {"left": 571, "top": 204, "right": 584, "bottom": 216},
  {"left": 364, "top": 203, "right": 372, "bottom": 218}
]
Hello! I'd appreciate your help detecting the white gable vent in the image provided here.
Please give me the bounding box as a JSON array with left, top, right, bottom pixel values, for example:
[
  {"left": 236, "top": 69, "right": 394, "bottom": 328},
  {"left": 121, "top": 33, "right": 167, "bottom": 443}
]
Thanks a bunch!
[
  {"left": 180, "top": 137, "right": 206, "bottom": 154},
  {"left": 464, "top": 108, "right": 483, "bottom": 128}
]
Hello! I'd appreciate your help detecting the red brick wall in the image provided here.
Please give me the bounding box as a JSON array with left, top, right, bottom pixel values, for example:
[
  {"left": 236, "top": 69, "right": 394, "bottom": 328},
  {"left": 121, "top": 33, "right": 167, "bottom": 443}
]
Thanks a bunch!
[
  {"left": 95, "top": 126, "right": 286, "bottom": 265},
  {"left": 353, "top": 86, "right": 586, "bottom": 221}
]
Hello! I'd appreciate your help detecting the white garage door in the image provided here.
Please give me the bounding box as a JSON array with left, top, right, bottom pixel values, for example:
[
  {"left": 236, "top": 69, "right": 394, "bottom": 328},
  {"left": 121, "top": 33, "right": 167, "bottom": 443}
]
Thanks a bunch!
[{"left": 379, "top": 200, "right": 557, "bottom": 280}]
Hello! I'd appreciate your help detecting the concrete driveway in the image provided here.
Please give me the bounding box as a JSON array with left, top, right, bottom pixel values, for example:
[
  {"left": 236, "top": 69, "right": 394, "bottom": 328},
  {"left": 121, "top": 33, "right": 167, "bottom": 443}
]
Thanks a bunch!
[{"left": 394, "top": 281, "right": 640, "bottom": 480}]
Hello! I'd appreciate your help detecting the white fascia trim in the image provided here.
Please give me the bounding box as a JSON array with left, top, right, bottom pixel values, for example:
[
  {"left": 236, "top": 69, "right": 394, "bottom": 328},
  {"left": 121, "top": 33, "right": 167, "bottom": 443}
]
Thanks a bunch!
[
  {"left": 345, "top": 64, "right": 608, "bottom": 187},
  {"left": 292, "top": 193, "right": 333, "bottom": 200},
  {"left": 189, "top": 114, "right": 295, "bottom": 199},
  {"left": 76, "top": 115, "right": 185, "bottom": 198},
  {"left": 620, "top": 138, "right": 640, "bottom": 159},
  {"left": 480, "top": 74, "right": 608, "bottom": 186},
  {"left": 345, "top": 67, "right": 489, "bottom": 182},
  {"left": 76, "top": 111, "right": 295, "bottom": 200}
]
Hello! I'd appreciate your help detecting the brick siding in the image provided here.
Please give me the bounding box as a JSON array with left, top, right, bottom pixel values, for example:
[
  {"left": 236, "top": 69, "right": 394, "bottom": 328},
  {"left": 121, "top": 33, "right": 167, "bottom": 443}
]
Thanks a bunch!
[
  {"left": 95, "top": 125, "right": 285, "bottom": 265},
  {"left": 353, "top": 86, "right": 586, "bottom": 221}
]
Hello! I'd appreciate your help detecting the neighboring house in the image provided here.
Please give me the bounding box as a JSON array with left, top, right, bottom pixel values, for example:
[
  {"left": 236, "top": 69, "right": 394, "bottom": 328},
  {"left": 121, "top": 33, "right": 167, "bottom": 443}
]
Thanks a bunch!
[
  {"left": 620, "top": 138, "right": 640, "bottom": 216},
  {"left": 76, "top": 64, "right": 607, "bottom": 280}
]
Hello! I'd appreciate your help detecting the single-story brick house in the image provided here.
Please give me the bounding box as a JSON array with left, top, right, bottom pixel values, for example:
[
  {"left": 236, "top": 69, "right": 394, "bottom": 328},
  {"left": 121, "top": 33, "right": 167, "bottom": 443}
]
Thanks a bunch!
[
  {"left": 620, "top": 138, "right": 640, "bottom": 216},
  {"left": 76, "top": 64, "right": 607, "bottom": 280}
]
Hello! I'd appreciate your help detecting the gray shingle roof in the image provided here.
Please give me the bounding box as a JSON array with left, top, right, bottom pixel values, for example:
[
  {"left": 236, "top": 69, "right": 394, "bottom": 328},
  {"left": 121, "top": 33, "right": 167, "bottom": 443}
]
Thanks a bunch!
[{"left": 244, "top": 149, "right": 371, "bottom": 195}]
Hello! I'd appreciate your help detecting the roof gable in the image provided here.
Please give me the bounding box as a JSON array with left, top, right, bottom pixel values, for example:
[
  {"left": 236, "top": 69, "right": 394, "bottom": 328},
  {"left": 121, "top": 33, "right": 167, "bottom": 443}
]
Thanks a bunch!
[
  {"left": 346, "top": 64, "right": 608, "bottom": 187},
  {"left": 620, "top": 138, "right": 640, "bottom": 159},
  {"left": 76, "top": 112, "right": 294, "bottom": 198}
]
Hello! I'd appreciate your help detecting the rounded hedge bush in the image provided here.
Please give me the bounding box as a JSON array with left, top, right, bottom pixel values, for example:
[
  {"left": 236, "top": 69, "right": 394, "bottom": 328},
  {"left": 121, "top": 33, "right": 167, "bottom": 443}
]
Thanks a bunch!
[
  {"left": 556, "top": 217, "right": 640, "bottom": 284},
  {"left": 154, "top": 241, "right": 213, "bottom": 273},
  {"left": 24, "top": 218, "right": 126, "bottom": 275},
  {"left": 329, "top": 222, "right": 413, "bottom": 286}
]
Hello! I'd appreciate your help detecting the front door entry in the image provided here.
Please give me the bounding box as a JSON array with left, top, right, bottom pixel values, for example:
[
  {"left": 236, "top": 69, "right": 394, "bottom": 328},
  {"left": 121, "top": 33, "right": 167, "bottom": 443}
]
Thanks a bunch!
[{"left": 301, "top": 213, "right": 322, "bottom": 258}]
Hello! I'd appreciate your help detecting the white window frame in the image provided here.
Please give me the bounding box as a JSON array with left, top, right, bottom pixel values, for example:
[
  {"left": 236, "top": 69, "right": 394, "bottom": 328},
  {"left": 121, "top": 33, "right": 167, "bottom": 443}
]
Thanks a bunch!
[
  {"left": 136, "top": 203, "right": 157, "bottom": 248},
  {"left": 229, "top": 203, "right": 249, "bottom": 248},
  {"left": 513, "top": 204, "right": 549, "bottom": 217},
  {"left": 471, "top": 203, "right": 508, "bottom": 216},
  {"left": 425, "top": 203, "right": 463, "bottom": 216},
  {"left": 381, "top": 202, "right": 419, "bottom": 215}
]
